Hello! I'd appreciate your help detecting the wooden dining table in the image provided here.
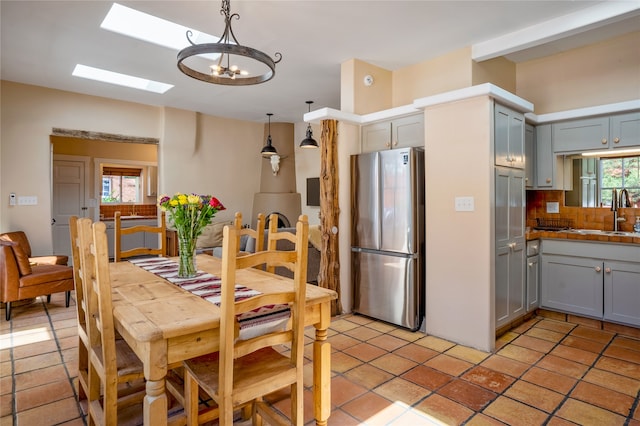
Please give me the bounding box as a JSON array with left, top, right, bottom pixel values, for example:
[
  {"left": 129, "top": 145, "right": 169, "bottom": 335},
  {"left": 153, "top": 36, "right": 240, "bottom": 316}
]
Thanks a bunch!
[{"left": 108, "top": 254, "right": 338, "bottom": 426}]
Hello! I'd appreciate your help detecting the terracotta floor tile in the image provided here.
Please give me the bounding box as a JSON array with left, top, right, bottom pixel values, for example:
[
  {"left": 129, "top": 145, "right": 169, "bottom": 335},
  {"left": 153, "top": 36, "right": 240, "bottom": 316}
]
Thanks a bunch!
[
  {"left": 525, "top": 327, "right": 566, "bottom": 343},
  {"left": 534, "top": 319, "right": 576, "bottom": 334},
  {"left": 582, "top": 368, "right": 640, "bottom": 396},
  {"left": 13, "top": 351, "right": 62, "bottom": 374},
  {"left": 437, "top": 378, "right": 497, "bottom": 411},
  {"left": 329, "top": 318, "right": 361, "bottom": 332},
  {"left": 16, "top": 396, "right": 83, "bottom": 426},
  {"left": 0, "top": 376, "right": 11, "bottom": 396},
  {"left": 560, "top": 335, "right": 608, "bottom": 353},
  {"left": 546, "top": 416, "right": 579, "bottom": 426},
  {"left": 343, "top": 314, "right": 374, "bottom": 325},
  {"left": 480, "top": 354, "right": 530, "bottom": 378},
  {"left": 342, "top": 325, "right": 383, "bottom": 342},
  {"left": 364, "top": 321, "right": 397, "bottom": 333},
  {"left": 393, "top": 343, "right": 439, "bottom": 363},
  {"left": 550, "top": 344, "right": 599, "bottom": 365},
  {"left": 0, "top": 394, "right": 12, "bottom": 417},
  {"left": 392, "top": 406, "right": 454, "bottom": 425},
  {"left": 424, "top": 354, "right": 473, "bottom": 376},
  {"left": 323, "top": 408, "right": 361, "bottom": 425},
  {"left": 341, "top": 392, "right": 405, "bottom": 425},
  {"left": 483, "top": 396, "right": 549, "bottom": 425},
  {"left": 342, "top": 342, "right": 387, "bottom": 362},
  {"left": 330, "top": 375, "right": 368, "bottom": 407},
  {"left": 0, "top": 361, "right": 11, "bottom": 378},
  {"left": 415, "top": 335, "right": 456, "bottom": 352},
  {"left": 373, "top": 377, "right": 429, "bottom": 406},
  {"left": 326, "top": 333, "right": 360, "bottom": 351},
  {"left": 14, "top": 364, "right": 67, "bottom": 391},
  {"left": 521, "top": 367, "right": 577, "bottom": 394},
  {"left": 367, "top": 334, "right": 408, "bottom": 352},
  {"left": 271, "top": 388, "right": 316, "bottom": 424},
  {"left": 496, "top": 344, "right": 545, "bottom": 365},
  {"left": 15, "top": 378, "right": 74, "bottom": 411},
  {"left": 388, "top": 327, "right": 425, "bottom": 343},
  {"left": 465, "top": 412, "right": 508, "bottom": 425},
  {"left": 603, "top": 344, "right": 640, "bottom": 365},
  {"left": 503, "top": 380, "right": 564, "bottom": 413},
  {"left": 511, "top": 334, "right": 556, "bottom": 353},
  {"left": 556, "top": 398, "right": 626, "bottom": 426},
  {"left": 343, "top": 363, "right": 394, "bottom": 390},
  {"left": 536, "top": 354, "right": 589, "bottom": 379},
  {"left": 461, "top": 366, "right": 515, "bottom": 393},
  {"left": 10, "top": 339, "right": 58, "bottom": 360},
  {"left": 445, "top": 345, "right": 490, "bottom": 364},
  {"left": 414, "top": 393, "right": 474, "bottom": 425},
  {"left": 510, "top": 317, "right": 540, "bottom": 334},
  {"left": 610, "top": 335, "right": 640, "bottom": 352},
  {"left": 570, "top": 380, "right": 635, "bottom": 416},
  {"left": 331, "top": 351, "right": 363, "bottom": 373},
  {"left": 401, "top": 365, "right": 452, "bottom": 391},
  {"left": 369, "top": 353, "right": 417, "bottom": 376},
  {"left": 595, "top": 355, "right": 640, "bottom": 380},
  {"left": 570, "top": 325, "right": 615, "bottom": 344},
  {"left": 495, "top": 331, "right": 518, "bottom": 350}
]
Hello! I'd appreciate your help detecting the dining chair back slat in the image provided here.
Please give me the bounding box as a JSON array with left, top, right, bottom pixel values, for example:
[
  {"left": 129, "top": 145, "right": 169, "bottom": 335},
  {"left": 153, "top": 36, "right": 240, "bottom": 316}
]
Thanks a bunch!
[{"left": 69, "top": 216, "right": 89, "bottom": 401}]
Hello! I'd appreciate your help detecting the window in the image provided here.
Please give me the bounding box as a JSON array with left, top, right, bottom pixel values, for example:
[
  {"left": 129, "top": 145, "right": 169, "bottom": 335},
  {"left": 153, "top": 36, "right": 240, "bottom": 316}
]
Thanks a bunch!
[
  {"left": 101, "top": 166, "right": 142, "bottom": 203},
  {"left": 599, "top": 156, "right": 640, "bottom": 207}
]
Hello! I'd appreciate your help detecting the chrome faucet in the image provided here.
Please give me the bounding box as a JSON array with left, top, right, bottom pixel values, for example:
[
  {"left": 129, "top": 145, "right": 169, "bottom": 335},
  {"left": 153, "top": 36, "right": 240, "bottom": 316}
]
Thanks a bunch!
[
  {"left": 611, "top": 188, "right": 619, "bottom": 231},
  {"left": 619, "top": 188, "right": 631, "bottom": 208}
]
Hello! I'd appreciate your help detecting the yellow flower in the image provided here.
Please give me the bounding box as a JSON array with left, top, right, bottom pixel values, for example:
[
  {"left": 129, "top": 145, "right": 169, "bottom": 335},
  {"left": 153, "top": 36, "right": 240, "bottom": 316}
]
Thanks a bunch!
[
  {"left": 178, "top": 194, "right": 188, "bottom": 205},
  {"left": 169, "top": 199, "right": 178, "bottom": 207},
  {"left": 187, "top": 194, "right": 201, "bottom": 204}
]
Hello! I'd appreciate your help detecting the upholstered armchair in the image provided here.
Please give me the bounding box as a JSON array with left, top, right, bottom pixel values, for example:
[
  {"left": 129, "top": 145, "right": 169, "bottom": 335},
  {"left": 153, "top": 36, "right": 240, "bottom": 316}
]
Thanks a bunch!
[
  {"left": 0, "top": 231, "right": 69, "bottom": 266},
  {"left": 0, "top": 235, "right": 74, "bottom": 320}
]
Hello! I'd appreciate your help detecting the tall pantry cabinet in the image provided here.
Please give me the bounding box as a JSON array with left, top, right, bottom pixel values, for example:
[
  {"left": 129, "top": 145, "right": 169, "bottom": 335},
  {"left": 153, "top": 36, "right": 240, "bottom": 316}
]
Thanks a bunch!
[{"left": 494, "top": 104, "right": 526, "bottom": 329}]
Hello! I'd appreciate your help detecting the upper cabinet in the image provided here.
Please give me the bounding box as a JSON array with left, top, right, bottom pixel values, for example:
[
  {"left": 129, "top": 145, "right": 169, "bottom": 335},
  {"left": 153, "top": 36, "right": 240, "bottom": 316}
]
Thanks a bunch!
[
  {"left": 362, "top": 114, "right": 424, "bottom": 153},
  {"left": 494, "top": 104, "right": 525, "bottom": 169},
  {"left": 552, "top": 111, "right": 640, "bottom": 153},
  {"left": 524, "top": 124, "right": 535, "bottom": 188},
  {"left": 146, "top": 165, "right": 158, "bottom": 197}
]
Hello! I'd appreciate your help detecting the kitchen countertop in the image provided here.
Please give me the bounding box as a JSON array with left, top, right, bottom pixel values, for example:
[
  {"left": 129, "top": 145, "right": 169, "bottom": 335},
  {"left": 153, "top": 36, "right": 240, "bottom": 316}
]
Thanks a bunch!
[
  {"left": 526, "top": 229, "right": 640, "bottom": 245},
  {"left": 101, "top": 215, "right": 158, "bottom": 222}
]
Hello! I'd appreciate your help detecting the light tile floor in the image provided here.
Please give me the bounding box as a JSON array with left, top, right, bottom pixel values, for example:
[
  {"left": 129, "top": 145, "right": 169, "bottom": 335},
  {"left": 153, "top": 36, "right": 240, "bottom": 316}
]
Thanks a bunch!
[{"left": 1, "top": 293, "right": 640, "bottom": 425}]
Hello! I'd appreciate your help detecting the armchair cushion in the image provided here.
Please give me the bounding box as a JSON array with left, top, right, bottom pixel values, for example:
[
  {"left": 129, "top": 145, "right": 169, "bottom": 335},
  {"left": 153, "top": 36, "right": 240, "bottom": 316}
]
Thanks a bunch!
[
  {"left": 9, "top": 241, "right": 33, "bottom": 276},
  {"left": 0, "top": 231, "right": 68, "bottom": 266}
]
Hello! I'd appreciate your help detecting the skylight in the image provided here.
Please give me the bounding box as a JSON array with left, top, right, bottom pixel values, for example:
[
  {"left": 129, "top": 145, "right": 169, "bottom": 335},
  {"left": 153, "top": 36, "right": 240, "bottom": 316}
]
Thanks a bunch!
[
  {"left": 72, "top": 64, "right": 173, "bottom": 94},
  {"left": 101, "top": 3, "right": 218, "bottom": 51}
]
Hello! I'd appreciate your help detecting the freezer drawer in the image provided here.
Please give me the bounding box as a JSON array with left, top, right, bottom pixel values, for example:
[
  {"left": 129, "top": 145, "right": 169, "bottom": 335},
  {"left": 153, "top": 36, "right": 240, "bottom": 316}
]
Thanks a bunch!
[{"left": 352, "top": 250, "right": 423, "bottom": 330}]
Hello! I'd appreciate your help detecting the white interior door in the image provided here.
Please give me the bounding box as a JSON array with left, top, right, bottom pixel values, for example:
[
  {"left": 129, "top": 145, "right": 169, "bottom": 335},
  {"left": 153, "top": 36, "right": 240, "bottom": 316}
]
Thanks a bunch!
[{"left": 52, "top": 158, "right": 88, "bottom": 258}]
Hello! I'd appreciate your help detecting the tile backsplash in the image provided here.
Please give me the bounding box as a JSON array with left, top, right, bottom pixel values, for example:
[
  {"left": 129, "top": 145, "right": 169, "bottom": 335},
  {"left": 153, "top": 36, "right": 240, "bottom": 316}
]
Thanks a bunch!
[
  {"left": 526, "top": 190, "right": 638, "bottom": 232},
  {"left": 100, "top": 204, "right": 158, "bottom": 219}
]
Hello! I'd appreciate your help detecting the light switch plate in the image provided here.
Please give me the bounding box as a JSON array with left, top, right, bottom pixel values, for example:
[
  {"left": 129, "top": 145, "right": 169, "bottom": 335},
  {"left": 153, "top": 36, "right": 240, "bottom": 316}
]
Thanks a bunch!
[
  {"left": 546, "top": 202, "right": 559, "bottom": 214},
  {"left": 455, "top": 196, "right": 474, "bottom": 212},
  {"left": 18, "top": 196, "right": 38, "bottom": 205}
]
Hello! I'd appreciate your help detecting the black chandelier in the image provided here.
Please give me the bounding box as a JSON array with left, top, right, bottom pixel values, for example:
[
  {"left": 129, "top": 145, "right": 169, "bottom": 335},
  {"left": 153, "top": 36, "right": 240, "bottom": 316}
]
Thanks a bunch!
[
  {"left": 177, "top": 0, "right": 282, "bottom": 85},
  {"left": 261, "top": 113, "right": 278, "bottom": 157},
  {"left": 300, "top": 101, "right": 319, "bottom": 149}
]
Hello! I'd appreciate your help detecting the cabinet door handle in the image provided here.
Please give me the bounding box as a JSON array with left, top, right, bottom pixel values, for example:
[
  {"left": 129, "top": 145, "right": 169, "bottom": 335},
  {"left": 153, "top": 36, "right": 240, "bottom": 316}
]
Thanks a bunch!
[
  {"left": 605, "top": 267, "right": 612, "bottom": 273},
  {"left": 546, "top": 178, "right": 551, "bottom": 183},
  {"left": 613, "top": 137, "right": 620, "bottom": 144},
  {"left": 595, "top": 266, "right": 602, "bottom": 272},
  {"left": 509, "top": 242, "right": 516, "bottom": 249},
  {"left": 601, "top": 138, "right": 607, "bottom": 144},
  {"left": 528, "top": 262, "right": 534, "bottom": 267},
  {"left": 393, "top": 140, "right": 398, "bottom": 147},
  {"left": 385, "top": 142, "right": 391, "bottom": 148}
]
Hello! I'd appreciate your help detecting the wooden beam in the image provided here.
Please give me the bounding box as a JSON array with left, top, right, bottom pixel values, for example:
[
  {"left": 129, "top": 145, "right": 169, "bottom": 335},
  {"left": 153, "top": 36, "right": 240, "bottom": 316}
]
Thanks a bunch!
[{"left": 318, "top": 119, "right": 342, "bottom": 316}]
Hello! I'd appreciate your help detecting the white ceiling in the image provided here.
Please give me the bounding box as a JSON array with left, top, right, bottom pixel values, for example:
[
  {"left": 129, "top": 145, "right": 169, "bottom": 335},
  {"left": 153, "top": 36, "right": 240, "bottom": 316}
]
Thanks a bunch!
[{"left": 1, "top": 1, "right": 639, "bottom": 124}]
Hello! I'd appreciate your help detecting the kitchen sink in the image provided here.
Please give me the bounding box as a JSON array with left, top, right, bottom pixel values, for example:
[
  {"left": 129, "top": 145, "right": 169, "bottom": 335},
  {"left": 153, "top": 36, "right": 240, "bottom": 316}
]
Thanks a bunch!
[{"left": 565, "top": 229, "right": 638, "bottom": 237}]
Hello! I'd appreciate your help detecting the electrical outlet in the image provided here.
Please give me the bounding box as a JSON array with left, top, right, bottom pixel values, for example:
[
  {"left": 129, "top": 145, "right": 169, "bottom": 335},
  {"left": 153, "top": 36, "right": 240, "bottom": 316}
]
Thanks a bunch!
[
  {"left": 18, "top": 196, "right": 38, "bottom": 205},
  {"left": 455, "top": 196, "right": 474, "bottom": 212}
]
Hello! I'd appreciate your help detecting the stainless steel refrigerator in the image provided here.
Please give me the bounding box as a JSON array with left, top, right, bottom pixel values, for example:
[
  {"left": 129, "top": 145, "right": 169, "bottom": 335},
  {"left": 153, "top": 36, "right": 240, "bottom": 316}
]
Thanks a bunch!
[{"left": 351, "top": 147, "right": 425, "bottom": 330}]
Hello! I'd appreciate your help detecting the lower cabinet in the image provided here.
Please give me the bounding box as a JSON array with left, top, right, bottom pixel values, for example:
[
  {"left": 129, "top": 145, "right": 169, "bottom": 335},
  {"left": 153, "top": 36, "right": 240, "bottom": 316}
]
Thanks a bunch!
[
  {"left": 540, "top": 240, "right": 640, "bottom": 326},
  {"left": 105, "top": 219, "right": 159, "bottom": 257},
  {"left": 526, "top": 254, "right": 539, "bottom": 312}
]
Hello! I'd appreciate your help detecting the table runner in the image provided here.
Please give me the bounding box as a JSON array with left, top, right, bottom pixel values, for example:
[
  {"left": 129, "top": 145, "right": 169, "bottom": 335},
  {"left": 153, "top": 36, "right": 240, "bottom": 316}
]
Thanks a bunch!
[{"left": 128, "top": 257, "right": 290, "bottom": 339}]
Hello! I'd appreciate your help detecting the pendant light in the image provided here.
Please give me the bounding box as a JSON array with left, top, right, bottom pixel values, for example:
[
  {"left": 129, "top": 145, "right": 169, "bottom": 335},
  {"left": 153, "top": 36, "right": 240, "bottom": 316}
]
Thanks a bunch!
[
  {"left": 300, "top": 101, "right": 319, "bottom": 149},
  {"left": 261, "top": 113, "right": 278, "bottom": 157}
]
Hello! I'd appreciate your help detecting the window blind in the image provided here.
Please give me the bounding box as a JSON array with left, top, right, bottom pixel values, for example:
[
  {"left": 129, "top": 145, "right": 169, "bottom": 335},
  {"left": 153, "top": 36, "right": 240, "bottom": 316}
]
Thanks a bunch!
[{"left": 102, "top": 167, "right": 142, "bottom": 177}]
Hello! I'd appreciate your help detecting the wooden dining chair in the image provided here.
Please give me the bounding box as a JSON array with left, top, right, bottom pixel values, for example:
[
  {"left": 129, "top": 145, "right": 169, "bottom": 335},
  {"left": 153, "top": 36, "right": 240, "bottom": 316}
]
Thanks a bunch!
[
  {"left": 77, "top": 217, "right": 147, "bottom": 425},
  {"left": 68, "top": 215, "right": 89, "bottom": 401},
  {"left": 265, "top": 212, "right": 301, "bottom": 276},
  {"left": 234, "top": 211, "right": 265, "bottom": 257},
  {"left": 182, "top": 214, "right": 309, "bottom": 426},
  {"left": 114, "top": 211, "right": 167, "bottom": 261}
]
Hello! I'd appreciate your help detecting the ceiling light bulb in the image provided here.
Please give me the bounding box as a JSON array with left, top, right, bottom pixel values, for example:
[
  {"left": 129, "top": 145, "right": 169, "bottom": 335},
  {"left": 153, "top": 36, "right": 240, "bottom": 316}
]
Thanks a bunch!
[
  {"left": 230, "top": 65, "right": 238, "bottom": 72},
  {"left": 240, "top": 70, "right": 249, "bottom": 76}
]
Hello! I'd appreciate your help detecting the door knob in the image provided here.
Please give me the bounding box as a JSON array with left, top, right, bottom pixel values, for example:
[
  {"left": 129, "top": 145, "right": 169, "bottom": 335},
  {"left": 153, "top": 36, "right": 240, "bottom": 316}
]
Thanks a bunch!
[
  {"left": 605, "top": 267, "right": 612, "bottom": 273},
  {"left": 595, "top": 266, "right": 602, "bottom": 272},
  {"left": 613, "top": 137, "right": 620, "bottom": 144},
  {"left": 601, "top": 138, "right": 607, "bottom": 144}
]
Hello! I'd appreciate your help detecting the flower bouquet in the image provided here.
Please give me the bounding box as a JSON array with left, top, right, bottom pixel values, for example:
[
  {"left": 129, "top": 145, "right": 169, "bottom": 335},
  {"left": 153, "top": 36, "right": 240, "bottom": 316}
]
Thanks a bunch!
[{"left": 158, "top": 193, "right": 225, "bottom": 277}]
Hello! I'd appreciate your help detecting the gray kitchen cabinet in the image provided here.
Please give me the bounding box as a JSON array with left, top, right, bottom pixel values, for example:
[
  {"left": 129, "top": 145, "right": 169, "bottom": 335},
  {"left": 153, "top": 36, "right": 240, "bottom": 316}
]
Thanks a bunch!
[
  {"left": 495, "top": 166, "right": 526, "bottom": 328},
  {"left": 526, "top": 240, "right": 540, "bottom": 312},
  {"left": 524, "top": 124, "right": 535, "bottom": 188},
  {"left": 540, "top": 239, "right": 640, "bottom": 326},
  {"left": 106, "top": 218, "right": 159, "bottom": 258},
  {"left": 552, "top": 111, "right": 640, "bottom": 153},
  {"left": 494, "top": 104, "right": 525, "bottom": 169},
  {"left": 361, "top": 114, "right": 424, "bottom": 152},
  {"left": 535, "top": 124, "right": 570, "bottom": 189},
  {"left": 604, "top": 260, "right": 640, "bottom": 327}
]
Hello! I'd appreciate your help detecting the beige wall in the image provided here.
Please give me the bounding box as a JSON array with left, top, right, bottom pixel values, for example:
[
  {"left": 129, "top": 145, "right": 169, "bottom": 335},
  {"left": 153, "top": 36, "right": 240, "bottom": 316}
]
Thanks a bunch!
[
  {"left": 0, "top": 81, "right": 269, "bottom": 254},
  {"left": 341, "top": 59, "right": 393, "bottom": 115},
  {"left": 516, "top": 31, "right": 640, "bottom": 114},
  {"left": 295, "top": 122, "right": 321, "bottom": 226},
  {"left": 424, "top": 97, "right": 494, "bottom": 351}
]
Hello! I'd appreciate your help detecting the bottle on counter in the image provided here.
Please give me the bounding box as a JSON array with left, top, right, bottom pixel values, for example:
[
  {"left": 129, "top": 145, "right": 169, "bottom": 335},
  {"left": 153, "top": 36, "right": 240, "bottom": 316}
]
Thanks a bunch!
[{"left": 634, "top": 217, "right": 640, "bottom": 233}]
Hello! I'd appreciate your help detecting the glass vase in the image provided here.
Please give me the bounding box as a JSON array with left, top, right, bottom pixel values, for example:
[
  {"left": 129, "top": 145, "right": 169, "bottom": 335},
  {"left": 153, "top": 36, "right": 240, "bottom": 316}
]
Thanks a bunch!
[{"left": 177, "top": 229, "right": 197, "bottom": 278}]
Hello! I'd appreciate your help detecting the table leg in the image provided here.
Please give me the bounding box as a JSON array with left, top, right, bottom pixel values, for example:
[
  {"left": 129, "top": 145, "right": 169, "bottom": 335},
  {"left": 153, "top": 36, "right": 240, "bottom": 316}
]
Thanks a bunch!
[
  {"left": 143, "top": 341, "right": 169, "bottom": 426},
  {"left": 313, "top": 302, "right": 331, "bottom": 426}
]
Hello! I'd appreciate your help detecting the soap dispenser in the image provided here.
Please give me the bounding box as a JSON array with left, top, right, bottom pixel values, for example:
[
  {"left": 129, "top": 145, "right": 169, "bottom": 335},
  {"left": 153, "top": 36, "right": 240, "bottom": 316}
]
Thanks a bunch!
[{"left": 635, "top": 217, "right": 640, "bottom": 233}]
